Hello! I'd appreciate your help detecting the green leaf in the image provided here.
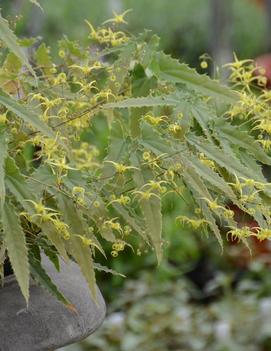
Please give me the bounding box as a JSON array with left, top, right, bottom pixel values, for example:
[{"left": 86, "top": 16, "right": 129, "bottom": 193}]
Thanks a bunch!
[
  {"left": 104, "top": 95, "right": 178, "bottom": 109},
  {"left": 2, "top": 202, "right": 29, "bottom": 303},
  {"left": 109, "top": 42, "right": 136, "bottom": 94},
  {"left": 29, "top": 254, "right": 72, "bottom": 307},
  {"left": 102, "top": 120, "right": 129, "bottom": 180},
  {"left": 140, "top": 121, "right": 174, "bottom": 155},
  {"left": 5, "top": 158, "right": 69, "bottom": 259},
  {"left": 0, "top": 129, "right": 7, "bottom": 210},
  {"left": 187, "top": 135, "right": 263, "bottom": 181},
  {"left": 182, "top": 165, "right": 223, "bottom": 248},
  {"left": 40, "top": 221, "right": 69, "bottom": 261},
  {"left": 57, "top": 194, "right": 97, "bottom": 299},
  {"left": 0, "top": 90, "right": 55, "bottom": 138},
  {"left": 94, "top": 262, "right": 125, "bottom": 277},
  {"left": 112, "top": 203, "right": 146, "bottom": 240},
  {"left": 183, "top": 153, "right": 237, "bottom": 202},
  {"left": 215, "top": 121, "right": 271, "bottom": 166},
  {"left": 152, "top": 52, "right": 239, "bottom": 103},
  {"left": 131, "top": 153, "right": 163, "bottom": 263},
  {"left": 0, "top": 12, "right": 35, "bottom": 77},
  {"left": 5, "top": 157, "right": 35, "bottom": 213}
]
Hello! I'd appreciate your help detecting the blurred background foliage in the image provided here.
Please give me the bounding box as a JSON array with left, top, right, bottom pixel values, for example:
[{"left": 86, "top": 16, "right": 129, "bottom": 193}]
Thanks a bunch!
[
  {"left": 2, "top": 1, "right": 271, "bottom": 350},
  {"left": 1, "top": 0, "right": 269, "bottom": 65}
]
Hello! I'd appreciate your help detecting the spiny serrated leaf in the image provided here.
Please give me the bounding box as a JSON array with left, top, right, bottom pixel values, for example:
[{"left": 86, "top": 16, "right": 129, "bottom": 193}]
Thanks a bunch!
[
  {"left": 187, "top": 134, "right": 263, "bottom": 181},
  {"left": 2, "top": 202, "right": 29, "bottom": 303},
  {"left": 0, "top": 12, "right": 35, "bottom": 77},
  {"left": 104, "top": 95, "right": 178, "bottom": 109},
  {"left": 182, "top": 165, "right": 223, "bottom": 248},
  {"left": 109, "top": 42, "right": 137, "bottom": 94},
  {"left": 40, "top": 221, "right": 69, "bottom": 261},
  {"left": 102, "top": 119, "right": 128, "bottom": 179},
  {"left": 5, "top": 158, "right": 69, "bottom": 260},
  {"left": 0, "top": 129, "right": 7, "bottom": 210},
  {"left": 5, "top": 156, "right": 35, "bottom": 213},
  {"left": 140, "top": 122, "right": 174, "bottom": 155},
  {"left": 0, "top": 90, "right": 55, "bottom": 138},
  {"left": 57, "top": 194, "right": 97, "bottom": 299},
  {"left": 152, "top": 52, "right": 239, "bottom": 103},
  {"left": 94, "top": 262, "right": 125, "bottom": 277},
  {"left": 215, "top": 121, "right": 271, "bottom": 166},
  {"left": 183, "top": 153, "right": 237, "bottom": 202},
  {"left": 131, "top": 153, "right": 163, "bottom": 263},
  {"left": 29, "top": 254, "right": 73, "bottom": 308},
  {"left": 112, "top": 203, "right": 146, "bottom": 240}
]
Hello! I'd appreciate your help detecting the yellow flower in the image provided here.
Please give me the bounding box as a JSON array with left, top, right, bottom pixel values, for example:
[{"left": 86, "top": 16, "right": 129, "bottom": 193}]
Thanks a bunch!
[{"left": 103, "top": 9, "right": 132, "bottom": 25}]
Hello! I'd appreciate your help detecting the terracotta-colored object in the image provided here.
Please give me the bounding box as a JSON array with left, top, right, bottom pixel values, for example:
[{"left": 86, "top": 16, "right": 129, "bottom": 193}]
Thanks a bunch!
[{"left": 255, "top": 54, "right": 271, "bottom": 89}]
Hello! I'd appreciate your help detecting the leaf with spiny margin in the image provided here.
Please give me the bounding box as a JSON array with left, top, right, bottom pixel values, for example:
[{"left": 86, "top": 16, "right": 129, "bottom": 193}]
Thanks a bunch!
[
  {"left": 29, "top": 254, "right": 74, "bottom": 308},
  {"left": 0, "top": 129, "right": 7, "bottom": 211},
  {"left": 151, "top": 52, "right": 239, "bottom": 103},
  {"left": 182, "top": 165, "right": 223, "bottom": 248},
  {"left": 215, "top": 121, "right": 271, "bottom": 166},
  {"left": 5, "top": 157, "right": 34, "bottom": 213},
  {"left": 112, "top": 203, "right": 146, "bottom": 241},
  {"left": 140, "top": 122, "right": 174, "bottom": 155},
  {"left": 40, "top": 221, "right": 69, "bottom": 261},
  {"left": 104, "top": 95, "right": 178, "bottom": 109},
  {"left": 182, "top": 153, "right": 237, "bottom": 203},
  {"left": 191, "top": 105, "right": 215, "bottom": 140},
  {"left": 0, "top": 13, "right": 35, "bottom": 77},
  {"left": 5, "top": 158, "right": 68, "bottom": 260},
  {"left": 130, "top": 153, "right": 163, "bottom": 263},
  {"left": 109, "top": 42, "right": 137, "bottom": 94},
  {"left": 57, "top": 194, "right": 97, "bottom": 299},
  {"left": 102, "top": 119, "right": 129, "bottom": 179},
  {"left": 187, "top": 135, "right": 264, "bottom": 181},
  {"left": 2, "top": 202, "right": 30, "bottom": 303},
  {"left": 0, "top": 90, "right": 55, "bottom": 138},
  {"left": 94, "top": 262, "right": 126, "bottom": 277}
]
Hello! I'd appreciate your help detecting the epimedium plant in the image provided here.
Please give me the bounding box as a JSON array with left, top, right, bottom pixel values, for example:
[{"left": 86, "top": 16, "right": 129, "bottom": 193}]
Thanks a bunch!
[{"left": 0, "top": 8, "right": 271, "bottom": 307}]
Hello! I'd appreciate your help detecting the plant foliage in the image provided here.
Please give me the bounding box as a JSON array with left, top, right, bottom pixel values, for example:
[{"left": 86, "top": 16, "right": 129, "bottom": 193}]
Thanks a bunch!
[{"left": 0, "top": 10, "right": 270, "bottom": 305}]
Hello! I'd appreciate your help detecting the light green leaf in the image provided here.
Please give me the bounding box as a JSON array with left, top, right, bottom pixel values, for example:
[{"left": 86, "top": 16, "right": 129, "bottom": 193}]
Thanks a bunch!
[
  {"left": 0, "top": 12, "right": 35, "bottom": 77},
  {"left": 94, "top": 263, "right": 125, "bottom": 277},
  {"left": 5, "top": 157, "right": 35, "bottom": 213},
  {"left": 40, "top": 221, "right": 69, "bottom": 261},
  {"left": 0, "top": 90, "right": 55, "bottom": 138},
  {"left": 131, "top": 153, "right": 163, "bottom": 263},
  {"left": 109, "top": 42, "right": 136, "bottom": 94},
  {"left": 0, "top": 129, "right": 7, "bottom": 210},
  {"left": 2, "top": 202, "right": 29, "bottom": 303},
  {"left": 187, "top": 135, "right": 262, "bottom": 181},
  {"left": 215, "top": 121, "right": 271, "bottom": 166},
  {"left": 57, "top": 194, "right": 97, "bottom": 299},
  {"left": 29, "top": 254, "right": 72, "bottom": 307},
  {"left": 104, "top": 95, "right": 178, "bottom": 109},
  {"left": 152, "top": 52, "right": 239, "bottom": 103},
  {"left": 183, "top": 153, "right": 237, "bottom": 202},
  {"left": 182, "top": 165, "right": 223, "bottom": 248}
]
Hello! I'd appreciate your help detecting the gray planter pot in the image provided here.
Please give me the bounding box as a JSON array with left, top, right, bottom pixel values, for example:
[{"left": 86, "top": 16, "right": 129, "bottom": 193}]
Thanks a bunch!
[{"left": 0, "top": 256, "right": 106, "bottom": 351}]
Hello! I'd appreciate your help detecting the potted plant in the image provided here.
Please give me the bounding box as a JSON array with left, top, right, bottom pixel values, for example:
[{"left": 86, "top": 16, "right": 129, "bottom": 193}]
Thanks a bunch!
[{"left": 0, "top": 6, "right": 271, "bottom": 350}]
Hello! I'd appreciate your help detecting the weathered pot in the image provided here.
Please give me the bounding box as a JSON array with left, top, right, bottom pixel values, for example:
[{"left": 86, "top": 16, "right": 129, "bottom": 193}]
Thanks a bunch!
[{"left": 0, "top": 256, "right": 106, "bottom": 351}]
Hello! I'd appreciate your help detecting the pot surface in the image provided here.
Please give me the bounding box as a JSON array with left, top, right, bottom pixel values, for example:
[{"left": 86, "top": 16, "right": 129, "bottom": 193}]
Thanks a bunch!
[{"left": 0, "top": 256, "right": 106, "bottom": 351}]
